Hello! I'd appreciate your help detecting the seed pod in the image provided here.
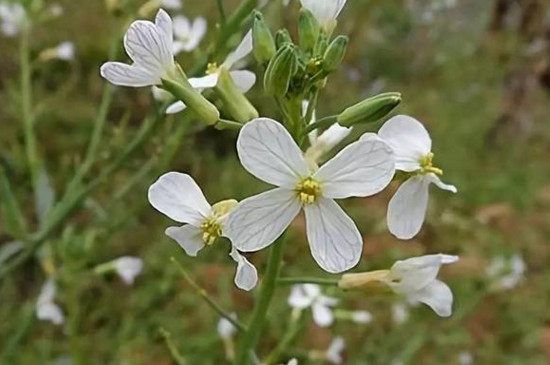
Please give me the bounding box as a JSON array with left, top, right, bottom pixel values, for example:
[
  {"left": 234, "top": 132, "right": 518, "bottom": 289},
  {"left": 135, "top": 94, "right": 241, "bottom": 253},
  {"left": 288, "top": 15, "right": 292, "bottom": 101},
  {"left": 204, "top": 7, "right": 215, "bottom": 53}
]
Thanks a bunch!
[
  {"left": 252, "top": 11, "right": 276, "bottom": 64},
  {"left": 337, "top": 92, "right": 402, "bottom": 127},
  {"left": 263, "top": 45, "right": 297, "bottom": 96},
  {"left": 323, "top": 35, "right": 348, "bottom": 73},
  {"left": 216, "top": 68, "right": 259, "bottom": 124},
  {"left": 298, "top": 8, "right": 320, "bottom": 53},
  {"left": 275, "top": 29, "right": 293, "bottom": 49}
]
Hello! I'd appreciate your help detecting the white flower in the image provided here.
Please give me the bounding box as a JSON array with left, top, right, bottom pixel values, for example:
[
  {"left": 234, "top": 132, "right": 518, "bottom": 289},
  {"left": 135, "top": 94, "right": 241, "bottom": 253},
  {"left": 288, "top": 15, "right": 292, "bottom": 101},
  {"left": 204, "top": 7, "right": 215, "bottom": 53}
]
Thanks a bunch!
[
  {"left": 114, "top": 256, "right": 143, "bottom": 285},
  {"left": 391, "top": 302, "right": 409, "bottom": 325},
  {"left": 326, "top": 336, "right": 345, "bottom": 364},
  {"left": 189, "top": 30, "right": 256, "bottom": 94},
  {"left": 217, "top": 313, "right": 238, "bottom": 339},
  {"left": 101, "top": 9, "right": 176, "bottom": 87},
  {"left": 54, "top": 41, "right": 75, "bottom": 61},
  {"left": 351, "top": 310, "right": 372, "bottom": 324},
  {"left": 48, "top": 3, "right": 64, "bottom": 17},
  {"left": 173, "top": 15, "right": 207, "bottom": 54},
  {"left": 458, "top": 351, "right": 474, "bottom": 365},
  {"left": 299, "top": 0, "right": 348, "bottom": 32},
  {"left": 288, "top": 284, "right": 338, "bottom": 327},
  {"left": 148, "top": 172, "right": 258, "bottom": 291},
  {"left": 282, "top": 360, "right": 298, "bottom": 365},
  {"left": 36, "top": 278, "right": 64, "bottom": 326},
  {"left": 0, "top": 3, "right": 27, "bottom": 37},
  {"left": 304, "top": 101, "right": 351, "bottom": 163},
  {"left": 375, "top": 115, "right": 457, "bottom": 240},
  {"left": 161, "top": 0, "right": 182, "bottom": 9},
  {"left": 387, "top": 254, "right": 459, "bottom": 317},
  {"left": 486, "top": 254, "right": 525, "bottom": 290},
  {"left": 225, "top": 118, "right": 395, "bottom": 273}
]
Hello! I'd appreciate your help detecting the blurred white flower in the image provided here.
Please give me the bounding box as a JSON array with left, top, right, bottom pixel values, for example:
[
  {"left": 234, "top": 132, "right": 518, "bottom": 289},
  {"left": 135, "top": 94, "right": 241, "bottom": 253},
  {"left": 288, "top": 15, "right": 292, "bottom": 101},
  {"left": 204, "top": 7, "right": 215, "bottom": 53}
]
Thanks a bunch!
[
  {"left": 282, "top": 0, "right": 292, "bottom": 6},
  {"left": 173, "top": 15, "right": 207, "bottom": 54},
  {"left": 374, "top": 115, "right": 457, "bottom": 240},
  {"left": 49, "top": 3, "right": 64, "bottom": 17},
  {"left": 101, "top": 9, "right": 176, "bottom": 87},
  {"left": 458, "top": 351, "right": 474, "bottom": 365},
  {"left": 299, "top": 0, "right": 347, "bottom": 32},
  {"left": 288, "top": 284, "right": 338, "bottom": 327},
  {"left": 36, "top": 278, "right": 64, "bottom": 326},
  {"left": 162, "top": 0, "right": 182, "bottom": 9},
  {"left": 225, "top": 118, "right": 395, "bottom": 273},
  {"left": 351, "top": 310, "right": 372, "bottom": 324},
  {"left": 217, "top": 313, "right": 238, "bottom": 339},
  {"left": 148, "top": 172, "right": 258, "bottom": 291},
  {"left": 326, "top": 336, "right": 345, "bottom": 364},
  {"left": 283, "top": 359, "right": 298, "bottom": 365},
  {"left": 114, "top": 256, "right": 143, "bottom": 285},
  {"left": 55, "top": 41, "right": 75, "bottom": 60},
  {"left": 0, "top": 2, "right": 27, "bottom": 37},
  {"left": 486, "top": 254, "right": 525, "bottom": 290},
  {"left": 391, "top": 302, "right": 409, "bottom": 325}
]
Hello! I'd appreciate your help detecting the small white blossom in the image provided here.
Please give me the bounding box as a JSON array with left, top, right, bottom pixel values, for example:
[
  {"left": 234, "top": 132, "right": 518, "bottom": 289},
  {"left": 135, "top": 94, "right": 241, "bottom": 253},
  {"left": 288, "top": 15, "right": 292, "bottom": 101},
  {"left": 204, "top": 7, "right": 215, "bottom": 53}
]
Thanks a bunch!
[
  {"left": 148, "top": 172, "right": 258, "bottom": 291},
  {"left": 225, "top": 118, "right": 395, "bottom": 273},
  {"left": 374, "top": 115, "right": 457, "bottom": 240},
  {"left": 351, "top": 310, "right": 372, "bottom": 324},
  {"left": 36, "top": 278, "right": 64, "bottom": 326},
  {"left": 387, "top": 254, "right": 459, "bottom": 317},
  {"left": 391, "top": 302, "right": 409, "bottom": 325},
  {"left": 217, "top": 313, "right": 238, "bottom": 339},
  {"left": 326, "top": 336, "right": 345, "bottom": 364},
  {"left": 458, "top": 351, "right": 474, "bottom": 365},
  {"left": 299, "top": 0, "right": 348, "bottom": 32},
  {"left": 101, "top": 9, "right": 176, "bottom": 87},
  {"left": 0, "top": 2, "right": 27, "bottom": 37},
  {"left": 486, "top": 254, "right": 525, "bottom": 290},
  {"left": 49, "top": 3, "right": 64, "bottom": 17},
  {"left": 288, "top": 284, "right": 338, "bottom": 327},
  {"left": 54, "top": 41, "right": 75, "bottom": 61},
  {"left": 283, "top": 360, "right": 298, "bottom": 365},
  {"left": 114, "top": 256, "right": 143, "bottom": 285},
  {"left": 173, "top": 15, "right": 207, "bottom": 54},
  {"left": 161, "top": 0, "right": 182, "bottom": 9}
]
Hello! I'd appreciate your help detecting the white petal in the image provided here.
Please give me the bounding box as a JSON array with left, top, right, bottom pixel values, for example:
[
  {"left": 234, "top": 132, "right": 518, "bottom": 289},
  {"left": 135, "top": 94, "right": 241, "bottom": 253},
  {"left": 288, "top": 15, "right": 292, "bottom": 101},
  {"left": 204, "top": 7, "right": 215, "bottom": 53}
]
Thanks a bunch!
[
  {"left": 37, "top": 302, "right": 65, "bottom": 326},
  {"left": 314, "top": 138, "right": 395, "bottom": 199},
  {"left": 237, "top": 118, "right": 310, "bottom": 188},
  {"left": 351, "top": 310, "right": 373, "bottom": 324},
  {"left": 223, "top": 30, "right": 253, "bottom": 69},
  {"left": 148, "top": 172, "right": 212, "bottom": 225},
  {"left": 172, "top": 15, "right": 191, "bottom": 39},
  {"left": 225, "top": 188, "right": 301, "bottom": 252},
  {"left": 188, "top": 17, "right": 207, "bottom": 49},
  {"left": 312, "top": 303, "right": 334, "bottom": 327},
  {"left": 229, "top": 247, "right": 258, "bottom": 291},
  {"left": 188, "top": 74, "right": 219, "bottom": 89},
  {"left": 287, "top": 359, "right": 298, "bottom": 365},
  {"left": 426, "top": 173, "right": 458, "bottom": 193},
  {"left": 304, "top": 197, "right": 362, "bottom": 273},
  {"left": 390, "top": 254, "right": 457, "bottom": 293},
  {"left": 387, "top": 176, "right": 430, "bottom": 240},
  {"left": 114, "top": 256, "right": 144, "bottom": 285},
  {"left": 123, "top": 19, "right": 172, "bottom": 74},
  {"left": 37, "top": 278, "right": 56, "bottom": 305},
  {"left": 100, "top": 62, "right": 159, "bottom": 87},
  {"left": 407, "top": 279, "right": 454, "bottom": 317},
  {"left": 378, "top": 115, "right": 432, "bottom": 172},
  {"left": 326, "top": 336, "right": 345, "bottom": 364},
  {"left": 217, "top": 313, "right": 238, "bottom": 339},
  {"left": 165, "top": 225, "right": 205, "bottom": 256},
  {"left": 155, "top": 9, "right": 174, "bottom": 49},
  {"left": 166, "top": 101, "right": 187, "bottom": 114},
  {"left": 229, "top": 70, "right": 256, "bottom": 93},
  {"left": 287, "top": 284, "right": 318, "bottom": 309}
]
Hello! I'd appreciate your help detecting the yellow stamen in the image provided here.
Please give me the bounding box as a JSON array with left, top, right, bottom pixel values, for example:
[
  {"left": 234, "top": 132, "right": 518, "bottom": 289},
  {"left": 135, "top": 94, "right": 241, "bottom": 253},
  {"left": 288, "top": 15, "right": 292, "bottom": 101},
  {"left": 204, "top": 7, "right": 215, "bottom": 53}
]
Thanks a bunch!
[
  {"left": 296, "top": 177, "right": 321, "bottom": 204},
  {"left": 420, "top": 152, "right": 443, "bottom": 175},
  {"left": 200, "top": 217, "right": 222, "bottom": 246},
  {"left": 206, "top": 62, "right": 219, "bottom": 75}
]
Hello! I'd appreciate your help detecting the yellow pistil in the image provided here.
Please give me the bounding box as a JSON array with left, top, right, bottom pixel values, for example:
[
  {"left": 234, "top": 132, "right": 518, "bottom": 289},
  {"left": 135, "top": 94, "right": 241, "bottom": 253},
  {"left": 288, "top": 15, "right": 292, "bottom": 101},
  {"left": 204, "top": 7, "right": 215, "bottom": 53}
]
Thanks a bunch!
[
  {"left": 206, "top": 62, "right": 219, "bottom": 75},
  {"left": 200, "top": 217, "right": 222, "bottom": 246},
  {"left": 419, "top": 152, "right": 443, "bottom": 175},
  {"left": 296, "top": 177, "right": 321, "bottom": 204}
]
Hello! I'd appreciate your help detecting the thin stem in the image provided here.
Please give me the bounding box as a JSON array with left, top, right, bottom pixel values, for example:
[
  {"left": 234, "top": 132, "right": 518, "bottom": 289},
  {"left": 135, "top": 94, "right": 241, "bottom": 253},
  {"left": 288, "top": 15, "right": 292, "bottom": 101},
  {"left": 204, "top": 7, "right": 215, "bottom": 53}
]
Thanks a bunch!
[
  {"left": 158, "top": 328, "right": 187, "bottom": 365},
  {"left": 277, "top": 277, "right": 339, "bottom": 286},
  {"left": 303, "top": 115, "right": 338, "bottom": 134},
  {"left": 235, "top": 234, "right": 287, "bottom": 365},
  {"left": 264, "top": 310, "right": 305, "bottom": 365},
  {"left": 0, "top": 304, "right": 34, "bottom": 361},
  {"left": 170, "top": 257, "right": 247, "bottom": 333},
  {"left": 216, "top": 0, "right": 226, "bottom": 25}
]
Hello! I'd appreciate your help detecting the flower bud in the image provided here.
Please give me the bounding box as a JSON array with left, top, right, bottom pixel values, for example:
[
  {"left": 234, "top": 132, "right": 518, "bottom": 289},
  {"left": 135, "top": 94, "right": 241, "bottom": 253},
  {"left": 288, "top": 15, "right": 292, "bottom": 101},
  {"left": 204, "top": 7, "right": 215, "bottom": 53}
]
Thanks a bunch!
[
  {"left": 161, "top": 66, "right": 220, "bottom": 125},
  {"left": 263, "top": 45, "right": 297, "bottom": 96},
  {"left": 216, "top": 68, "right": 259, "bottom": 124},
  {"left": 298, "top": 9, "right": 320, "bottom": 53},
  {"left": 252, "top": 11, "right": 276, "bottom": 64},
  {"left": 338, "top": 270, "right": 392, "bottom": 291},
  {"left": 337, "top": 92, "right": 402, "bottom": 127},
  {"left": 323, "top": 35, "right": 348, "bottom": 73},
  {"left": 275, "top": 29, "right": 293, "bottom": 49}
]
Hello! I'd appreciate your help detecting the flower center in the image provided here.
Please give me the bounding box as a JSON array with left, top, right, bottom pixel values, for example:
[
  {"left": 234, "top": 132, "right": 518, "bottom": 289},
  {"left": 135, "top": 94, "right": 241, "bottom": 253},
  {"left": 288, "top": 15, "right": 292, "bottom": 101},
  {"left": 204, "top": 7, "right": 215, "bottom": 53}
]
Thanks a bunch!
[
  {"left": 200, "top": 217, "right": 222, "bottom": 246},
  {"left": 419, "top": 152, "right": 443, "bottom": 175},
  {"left": 296, "top": 177, "right": 321, "bottom": 204},
  {"left": 206, "top": 62, "right": 219, "bottom": 75}
]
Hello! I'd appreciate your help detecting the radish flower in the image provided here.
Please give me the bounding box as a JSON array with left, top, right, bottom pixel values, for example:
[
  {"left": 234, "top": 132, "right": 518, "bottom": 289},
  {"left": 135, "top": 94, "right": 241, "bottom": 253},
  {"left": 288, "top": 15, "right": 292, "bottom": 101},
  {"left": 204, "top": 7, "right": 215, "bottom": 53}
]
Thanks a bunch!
[
  {"left": 225, "top": 118, "right": 395, "bottom": 273},
  {"left": 299, "top": 0, "right": 348, "bottom": 32},
  {"left": 326, "top": 336, "right": 345, "bottom": 364},
  {"left": 114, "top": 256, "right": 144, "bottom": 285},
  {"left": 375, "top": 115, "right": 457, "bottom": 240},
  {"left": 173, "top": 15, "right": 207, "bottom": 54},
  {"left": 0, "top": 2, "right": 26, "bottom": 37},
  {"left": 288, "top": 284, "right": 338, "bottom": 327},
  {"left": 36, "top": 278, "right": 64, "bottom": 326},
  {"left": 148, "top": 172, "right": 258, "bottom": 291},
  {"left": 101, "top": 9, "right": 177, "bottom": 87}
]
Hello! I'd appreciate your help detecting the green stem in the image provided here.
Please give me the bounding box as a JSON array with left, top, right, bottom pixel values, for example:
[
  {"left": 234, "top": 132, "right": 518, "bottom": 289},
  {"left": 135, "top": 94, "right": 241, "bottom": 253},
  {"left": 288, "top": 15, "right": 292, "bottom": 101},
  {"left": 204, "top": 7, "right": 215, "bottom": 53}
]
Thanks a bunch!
[
  {"left": 303, "top": 115, "right": 338, "bottom": 134},
  {"left": 158, "top": 328, "right": 187, "bottom": 365},
  {"left": 234, "top": 234, "right": 287, "bottom": 365},
  {"left": 264, "top": 310, "right": 305, "bottom": 365},
  {"left": 277, "top": 277, "right": 339, "bottom": 286},
  {"left": 171, "top": 257, "right": 247, "bottom": 333},
  {"left": 216, "top": 0, "right": 226, "bottom": 24}
]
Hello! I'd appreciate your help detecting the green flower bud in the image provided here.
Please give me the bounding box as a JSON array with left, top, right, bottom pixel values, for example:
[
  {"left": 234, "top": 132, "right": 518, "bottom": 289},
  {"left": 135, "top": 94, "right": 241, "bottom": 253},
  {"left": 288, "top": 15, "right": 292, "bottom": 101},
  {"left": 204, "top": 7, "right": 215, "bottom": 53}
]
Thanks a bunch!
[
  {"left": 337, "top": 92, "right": 402, "bottom": 127},
  {"left": 264, "top": 45, "right": 297, "bottom": 96},
  {"left": 323, "top": 35, "right": 348, "bottom": 73},
  {"left": 275, "top": 29, "right": 293, "bottom": 49},
  {"left": 299, "top": 9, "right": 320, "bottom": 53},
  {"left": 161, "top": 66, "right": 220, "bottom": 125},
  {"left": 252, "top": 11, "right": 276, "bottom": 64},
  {"left": 216, "top": 68, "right": 259, "bottom": 124}
]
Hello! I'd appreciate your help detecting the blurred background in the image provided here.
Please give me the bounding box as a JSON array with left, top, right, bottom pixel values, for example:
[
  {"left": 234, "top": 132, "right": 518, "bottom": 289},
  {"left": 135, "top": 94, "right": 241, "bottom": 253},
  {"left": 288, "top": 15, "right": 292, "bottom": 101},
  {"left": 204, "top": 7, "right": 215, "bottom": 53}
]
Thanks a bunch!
[{"left": 1, "top": 0, "right": 550, "bottom": 364}]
